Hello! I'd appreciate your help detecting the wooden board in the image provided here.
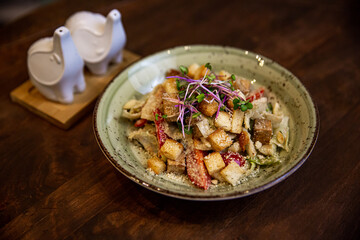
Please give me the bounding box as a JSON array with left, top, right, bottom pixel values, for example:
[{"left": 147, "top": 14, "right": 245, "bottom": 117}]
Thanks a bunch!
[{"left": 10, "top": 49, "right": 140, "bottom": 129}]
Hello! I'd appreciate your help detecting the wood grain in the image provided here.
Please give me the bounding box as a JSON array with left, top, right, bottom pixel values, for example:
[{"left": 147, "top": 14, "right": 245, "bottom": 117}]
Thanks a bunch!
[{"left": 0, "top": 0, "right": 359, "bottom": 239}]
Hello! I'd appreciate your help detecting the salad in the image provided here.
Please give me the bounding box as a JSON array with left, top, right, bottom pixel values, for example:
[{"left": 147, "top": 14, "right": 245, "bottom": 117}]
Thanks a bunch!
[{"left": 122, "top": 63, "right": 289, "bottom": 189}]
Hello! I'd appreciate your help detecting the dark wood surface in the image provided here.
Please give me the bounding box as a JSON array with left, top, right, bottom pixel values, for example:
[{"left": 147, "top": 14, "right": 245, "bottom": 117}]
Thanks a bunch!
[{"left": 0, "top": 0, "right": 359, "bottom": 239}]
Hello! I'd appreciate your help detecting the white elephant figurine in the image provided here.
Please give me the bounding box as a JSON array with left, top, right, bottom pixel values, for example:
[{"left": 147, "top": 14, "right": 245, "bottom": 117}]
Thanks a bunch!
[
  {"left": 27, "top": 26, "right": 86, "bottom": 104},
  {"left": 65, "top": 9, "right": 127, "bottom": 75}
]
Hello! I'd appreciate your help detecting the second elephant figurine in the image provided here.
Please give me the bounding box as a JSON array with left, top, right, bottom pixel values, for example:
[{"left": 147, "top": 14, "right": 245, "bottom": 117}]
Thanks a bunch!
[{"left": 65, "top": 9, "right": 127, "bottom": 75}]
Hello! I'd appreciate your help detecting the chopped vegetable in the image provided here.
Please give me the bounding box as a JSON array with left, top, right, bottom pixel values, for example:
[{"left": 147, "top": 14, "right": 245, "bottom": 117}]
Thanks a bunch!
[
  {"left": 186, "top": 149, "right": 211, "bottom": 190},
  {"left": 134, "top": 119, "right": 147, "bottom": 128}
]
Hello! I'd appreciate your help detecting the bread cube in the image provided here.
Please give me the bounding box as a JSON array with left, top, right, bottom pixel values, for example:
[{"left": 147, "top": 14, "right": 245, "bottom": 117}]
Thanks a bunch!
[
  {"left": 253, "top": 119, "right": 273, "bottom": 144},
  {"left": 234, "top": 78, "right": 251, "bottom": 95},
  {"left": 220, "top": 161, "right": 246, "bottom": 186},
  {"left": 212, "top": 171, "right": 226, "bottom": 182},
  {"left": 147, "top": 156, "right": 166, "bottom": 174},
  {"left": 188, "top": 63, "right": 200, "bottom": 78},
  {"left": 228, "top": 142, "right": 241, "bottom": 153},
  {"left": 226, "top": 98, "right": 234, "bottom": 109},
  {"left": 218, "top": 70, "right": 231, "bottom": 81},
  {"left": 198, "top": 96, "right": 219, "bottom": 117},
  {"left": 194, "top": 65, "right": 209, "bottom": 80},
  {"left": 215, "top": 111, "right": 232, "bottom": 131},
  {"left": 195, "top": 116, "right": 216, "bottom": 138},
  {"left": 167, "top": 158, "right": 186, "bottom": 174},
  {"left": 207, "top": 129, "right": 233, "bottom": 151},
  {"left": 258, "top": 144, "right": 276, "bottom": 156},
  {"left": 230, "top": 109, "right": 244, "bottom": 134},
  {"left": 160, "top": 139, "right": 184, "bottom": 160},
  {"left": 194, "top": 138, "right": 212, "bottom": 151},
  {"left": 204, "top": 152, "right": 226, "bottom": 176},
  {"left": 163, "top": 78, "right": 178, "bottom": 94},
  {"left": 163, "top": 93, "right": 179, "bottom": 121}
]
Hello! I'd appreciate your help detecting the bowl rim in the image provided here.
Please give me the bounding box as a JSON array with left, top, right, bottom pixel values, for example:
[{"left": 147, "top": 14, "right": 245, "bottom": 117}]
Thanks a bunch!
[{"left": 92, "top": 44, "right": 320, "bottom": 201}]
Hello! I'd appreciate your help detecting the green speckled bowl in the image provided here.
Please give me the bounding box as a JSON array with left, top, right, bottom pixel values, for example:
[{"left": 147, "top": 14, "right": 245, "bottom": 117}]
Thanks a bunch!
[{"left": 93, "top": 45, "right": 319, "bottom": 200}]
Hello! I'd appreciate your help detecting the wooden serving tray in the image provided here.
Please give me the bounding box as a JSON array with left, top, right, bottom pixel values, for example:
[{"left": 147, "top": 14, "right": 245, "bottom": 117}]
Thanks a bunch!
[{"left": 10, "top": 49, "right": 140, "bottom": 129}]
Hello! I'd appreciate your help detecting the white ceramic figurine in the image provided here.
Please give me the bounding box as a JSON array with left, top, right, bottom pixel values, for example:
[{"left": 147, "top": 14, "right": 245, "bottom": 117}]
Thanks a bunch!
[
  {"left": 65, "top": 9, "right": 127, "bottom": 75},
  {"left": 27, "top": 26, "right": 86, "bottom": 104}
]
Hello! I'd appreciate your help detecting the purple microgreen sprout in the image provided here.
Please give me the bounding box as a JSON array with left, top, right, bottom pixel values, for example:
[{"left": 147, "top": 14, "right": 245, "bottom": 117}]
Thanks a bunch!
[{"left": 164, "top": 64, "right": 247, "bottom": 138}]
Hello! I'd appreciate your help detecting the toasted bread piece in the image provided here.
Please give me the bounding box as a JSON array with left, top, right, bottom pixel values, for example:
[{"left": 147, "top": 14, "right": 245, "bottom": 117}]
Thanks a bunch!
[
  {"left": 207, "top": 129, "right": 233, "bottom": 151},
  {"left": 147, "top": 156, "right": 166, "bottom": 174},
  {"left": 160, "top": 139, "right": 184, "bottom": 160},
  {"left": 204, "top": 152, "right": 226, "bottom": 176},
  {"left": 220, "top": 161, "right": 246, "bottom": 186}
]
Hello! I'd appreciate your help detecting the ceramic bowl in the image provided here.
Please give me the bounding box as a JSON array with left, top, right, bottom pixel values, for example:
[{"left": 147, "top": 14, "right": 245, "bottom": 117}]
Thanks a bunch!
[{"left": 93, "top": 45, "right": 319, "bottom": 200}]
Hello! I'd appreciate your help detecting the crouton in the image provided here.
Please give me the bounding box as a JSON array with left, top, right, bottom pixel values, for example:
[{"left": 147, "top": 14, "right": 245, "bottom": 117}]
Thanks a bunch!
[
  {"left": 160, "top": 139, "right": 184, "bottom": 160},
  {"left": 163, "top": 78, "right": 178, "bottom": 94},
  {"left": 147, "top": 156, "right": 166, "bottom": 174},
  {"left": 215, "top": 111, "right": 232, "bottom": 131},
  {"left": 239, "top": 130, "right": 249, "bottom": 152},
  {"left": 230, "top": 109, "right": 244, "bottom": 134},
  {"left": 198, "top": 96, "right": 219, "bottom": 117},
  {"left": 234, "top": 78, "right": 251, "bottom": 95},
  {"left": 253, "top": 119, "right": 273, "bottom": 144},
  {"left": 228, "top": 142, "right": 241, "bottom": 153},
  {"left": 194, "top": 138, "right": 213, "bottom": 151},
  {"left": 194, "top": 65, "right": 210, "bottom": 80},
  {"left": 218, "top": 70, "right": 231, "bottom": 81},
  {"left": 220, "top": 161, "right": 246, "bottom": 186},
  {"left": 163, "top": 93, "right": 179, "bottom": 121},
  {"left": 207, "top": 129, "right": 233, "bottom": 151},
  {"left": 188, "top": 63, "right": 200, "bottom": 78},
  {"left": 167, "top": 152, "right": 186, "bottom": 174},
  {"left": 195, "top": 116, "right": 216, "bottom": 138},
  {"left": 204, "top": 152, "right": 226, "bottom": 176},
  {"left": 258, "top": 144, "right": 276, "bottom": 156}
]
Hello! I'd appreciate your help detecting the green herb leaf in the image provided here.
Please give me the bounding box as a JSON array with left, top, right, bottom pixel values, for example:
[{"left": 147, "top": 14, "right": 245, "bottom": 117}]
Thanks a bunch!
[
  {"left": 192, "top": 112, "right": 201, "bottom": 118},
  {"left": 220, "top": 106, "right": 225, "bottom": 111},
  {"left": 229, "top": 78, "right": 235, "bottom": 91},
  {"left": 176, "top": 78, "right": 181, "bottom": 90},
  {"left": 179, "top": 65, "right": 188, "bottom": 75},
  {"left": 240, "top": 105, "right": 248, "bottom": 112},
  {"left": 196, "top": 93, "right": 205, "bottom": 103},
  {"left": 231, "top": 74, "right": 236, "bottom": 81},
  {"left": 246, "top": 102, "right": 253, "bottom": 109},
  {"left": 205, "top": 62, "right": 212, "bottom": 70},
  {"left": 184, "top": 127, "right": 193, "bottom": 135},
  {"left": 162, "top": 114, "right": 167, "bottom": 119},
  {"left": 155, "top": 113, "right": 159, "bottom": 121}
]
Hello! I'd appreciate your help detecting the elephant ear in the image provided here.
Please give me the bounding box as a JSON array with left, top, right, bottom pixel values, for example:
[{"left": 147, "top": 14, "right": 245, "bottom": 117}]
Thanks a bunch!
[{"left": 28, "top": 51, "right": 64, "bottom": 85}]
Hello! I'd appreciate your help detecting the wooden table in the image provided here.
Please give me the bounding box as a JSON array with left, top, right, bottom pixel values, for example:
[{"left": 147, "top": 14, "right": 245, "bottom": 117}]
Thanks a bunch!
[{"left": 1, "top": 0, "right": 359, "bottom": 239}]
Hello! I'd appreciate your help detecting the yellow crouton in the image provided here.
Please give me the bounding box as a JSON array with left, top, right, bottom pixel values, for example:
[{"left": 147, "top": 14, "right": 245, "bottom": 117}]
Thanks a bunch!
[
  {"left": 207, "top": 129, "right": 233, "bottom": 151},
  {"left": 215, "top": 111, "right": 232, "bottom": 131},
  {"left": 147, "top": 156, "right": 166, "bottom": 174},
  {"left": 160, "top": 139, "right": 184, "bottom": 160},
  {"left": 230, "top": 109, "right": 244, "bottom": 134},
  {"left": 220, "top": 161, "right": 246, "bottom": 186},
  {"left": 218, "top": 70, "right": 231, "bottom": 81},
  {"left": 204, "top": 152, "right": 225, "bottom": 176},
  {"left": 188, "top": 63, "right": 200, "bottom": 78},
  {"left": 198, "top": 97, "right": 219, "bottom": 117},
  {"left": 163, "top": 78, "right": 178, "bottom": 94}
]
